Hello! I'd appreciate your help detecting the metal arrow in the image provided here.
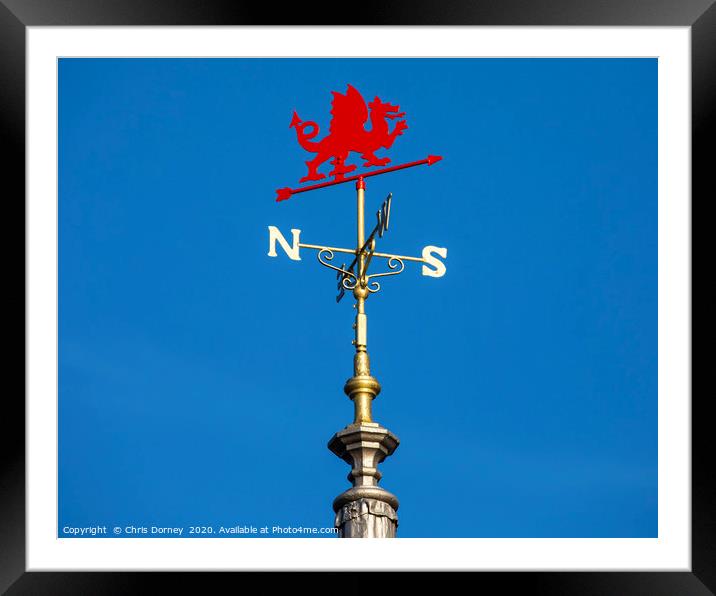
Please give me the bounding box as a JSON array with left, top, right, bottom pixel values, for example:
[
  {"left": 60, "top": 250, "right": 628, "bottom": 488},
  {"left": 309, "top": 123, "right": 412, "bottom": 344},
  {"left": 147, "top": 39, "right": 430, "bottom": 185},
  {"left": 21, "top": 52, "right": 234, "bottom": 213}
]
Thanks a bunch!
[{"left": 275, "top": 155, "right": 443, "bottom": 202}]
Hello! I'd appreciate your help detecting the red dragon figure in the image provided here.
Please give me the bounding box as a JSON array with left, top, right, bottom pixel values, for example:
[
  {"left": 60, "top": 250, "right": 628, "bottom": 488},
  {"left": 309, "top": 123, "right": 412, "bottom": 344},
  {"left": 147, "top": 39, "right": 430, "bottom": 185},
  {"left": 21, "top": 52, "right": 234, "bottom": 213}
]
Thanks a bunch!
[{"left": 290, "top": 84, "right": 408, "bottom": 183}]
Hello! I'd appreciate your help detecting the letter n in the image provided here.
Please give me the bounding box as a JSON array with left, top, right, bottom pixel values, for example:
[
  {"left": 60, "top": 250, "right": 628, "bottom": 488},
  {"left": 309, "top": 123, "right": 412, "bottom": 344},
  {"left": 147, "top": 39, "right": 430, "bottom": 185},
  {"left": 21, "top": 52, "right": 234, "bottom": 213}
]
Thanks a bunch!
[{"left": 267, "top": 226, "right": 301, "bottom": 261}]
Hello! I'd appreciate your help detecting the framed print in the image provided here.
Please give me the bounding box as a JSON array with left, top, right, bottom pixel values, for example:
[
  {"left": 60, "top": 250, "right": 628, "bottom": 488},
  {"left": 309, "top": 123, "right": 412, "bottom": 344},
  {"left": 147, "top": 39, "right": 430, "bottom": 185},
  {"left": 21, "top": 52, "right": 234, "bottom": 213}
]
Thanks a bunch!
[{"left": 4, "top": 1, "right": 709, "bottom": 593}]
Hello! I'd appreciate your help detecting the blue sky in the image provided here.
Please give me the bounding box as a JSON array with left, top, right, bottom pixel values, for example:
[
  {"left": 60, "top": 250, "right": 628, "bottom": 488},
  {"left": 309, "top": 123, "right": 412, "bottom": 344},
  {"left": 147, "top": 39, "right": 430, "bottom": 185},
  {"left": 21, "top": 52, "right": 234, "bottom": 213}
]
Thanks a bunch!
[{"left": 58, "top": 58, "right": 657, "bottom": 538}]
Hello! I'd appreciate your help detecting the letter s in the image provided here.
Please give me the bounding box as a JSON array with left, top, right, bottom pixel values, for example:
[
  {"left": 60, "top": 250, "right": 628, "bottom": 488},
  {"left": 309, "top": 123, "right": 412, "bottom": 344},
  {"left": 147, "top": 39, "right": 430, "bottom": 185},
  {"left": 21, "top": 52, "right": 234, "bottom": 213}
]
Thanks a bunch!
[{"left": 421, "top": 246, "right": 447, "bottom": 278}]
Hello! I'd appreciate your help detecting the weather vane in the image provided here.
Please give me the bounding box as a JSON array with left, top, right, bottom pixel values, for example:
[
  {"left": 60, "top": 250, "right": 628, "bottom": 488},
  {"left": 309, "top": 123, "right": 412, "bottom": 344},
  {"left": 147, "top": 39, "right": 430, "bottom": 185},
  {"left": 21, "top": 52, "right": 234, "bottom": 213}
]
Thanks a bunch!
[{"left": 267, "top": 84, "right": 447, "bottom": 538}]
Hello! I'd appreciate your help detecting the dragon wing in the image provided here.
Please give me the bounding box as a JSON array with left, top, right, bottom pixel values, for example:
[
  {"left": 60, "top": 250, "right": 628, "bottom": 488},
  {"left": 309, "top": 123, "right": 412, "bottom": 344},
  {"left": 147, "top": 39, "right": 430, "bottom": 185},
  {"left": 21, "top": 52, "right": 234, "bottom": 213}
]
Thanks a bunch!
[{"left": 329, "top": 84, "right": 368, "bottom": 135}]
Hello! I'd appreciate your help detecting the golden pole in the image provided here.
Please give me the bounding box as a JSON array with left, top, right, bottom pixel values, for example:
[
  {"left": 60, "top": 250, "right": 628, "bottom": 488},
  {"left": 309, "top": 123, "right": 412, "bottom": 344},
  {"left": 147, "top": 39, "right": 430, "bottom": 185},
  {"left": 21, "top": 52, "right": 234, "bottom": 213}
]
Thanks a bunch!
[
  {"left": 357, "top": 177, "right": 365, "bottom": 272},
  {"left": 346, "top": 177, "right": 380, "bottom": 424}
]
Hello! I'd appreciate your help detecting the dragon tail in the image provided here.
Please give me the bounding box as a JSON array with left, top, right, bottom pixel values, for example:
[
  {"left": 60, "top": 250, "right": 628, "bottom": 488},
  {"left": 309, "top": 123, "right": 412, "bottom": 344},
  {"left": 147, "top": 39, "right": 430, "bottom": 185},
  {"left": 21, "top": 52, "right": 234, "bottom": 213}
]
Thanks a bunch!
[{"left": 290, "top": 111, "right": 321, "bottom": 152}]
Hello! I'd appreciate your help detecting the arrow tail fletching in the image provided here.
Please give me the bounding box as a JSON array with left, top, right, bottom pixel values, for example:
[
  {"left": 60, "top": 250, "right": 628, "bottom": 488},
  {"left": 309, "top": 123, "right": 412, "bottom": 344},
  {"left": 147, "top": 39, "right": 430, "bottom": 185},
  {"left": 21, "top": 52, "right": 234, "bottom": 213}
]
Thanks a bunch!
[{"left": 276, "top": 188, "right": 293, "bottom": 202}]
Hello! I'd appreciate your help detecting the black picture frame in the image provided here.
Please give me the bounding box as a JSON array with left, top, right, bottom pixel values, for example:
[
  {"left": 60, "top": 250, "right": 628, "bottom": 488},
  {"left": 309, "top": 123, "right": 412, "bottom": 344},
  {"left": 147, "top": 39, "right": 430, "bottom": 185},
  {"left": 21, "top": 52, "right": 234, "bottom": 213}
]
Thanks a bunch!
[{"left": 4, "top": 1, "right": 708, "bottom": 593}]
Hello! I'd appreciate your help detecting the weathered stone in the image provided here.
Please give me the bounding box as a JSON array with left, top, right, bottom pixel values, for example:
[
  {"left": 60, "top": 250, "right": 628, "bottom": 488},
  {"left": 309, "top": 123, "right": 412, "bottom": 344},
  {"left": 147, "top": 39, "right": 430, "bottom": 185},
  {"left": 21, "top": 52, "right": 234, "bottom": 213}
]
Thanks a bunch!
[
  {"left": 335, "top": 498, "right": 398, "bottom": 538},
  {"left": 328, "top": 422, "right": 400, "bottom": 538}
]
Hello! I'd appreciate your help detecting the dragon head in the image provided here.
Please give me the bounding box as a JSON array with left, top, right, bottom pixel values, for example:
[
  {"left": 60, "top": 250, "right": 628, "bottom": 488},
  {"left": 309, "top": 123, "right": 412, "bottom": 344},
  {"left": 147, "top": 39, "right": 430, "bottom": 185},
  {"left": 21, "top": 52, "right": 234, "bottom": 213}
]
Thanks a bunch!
[{"left": 368, "top": 96, "right": 406, "bottom": 120}]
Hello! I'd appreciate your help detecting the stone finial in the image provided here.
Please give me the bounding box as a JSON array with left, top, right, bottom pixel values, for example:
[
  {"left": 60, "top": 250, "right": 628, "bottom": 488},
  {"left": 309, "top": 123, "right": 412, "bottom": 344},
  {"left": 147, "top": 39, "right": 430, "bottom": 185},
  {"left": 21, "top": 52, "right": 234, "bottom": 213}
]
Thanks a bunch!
[{"left": 328, "top": 423, "right": 400, "bottom": 538}]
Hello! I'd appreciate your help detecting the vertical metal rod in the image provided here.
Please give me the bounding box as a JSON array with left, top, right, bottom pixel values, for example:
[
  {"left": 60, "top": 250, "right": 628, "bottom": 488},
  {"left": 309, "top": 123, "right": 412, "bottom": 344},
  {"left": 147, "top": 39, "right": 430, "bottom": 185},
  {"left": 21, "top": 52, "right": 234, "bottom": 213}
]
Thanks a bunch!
[
  {"left": 350, "top": 176, "right": 375, "bottom": 424},
  {"left": 356, "top": 177, "right": 366, "bottom": 279}
]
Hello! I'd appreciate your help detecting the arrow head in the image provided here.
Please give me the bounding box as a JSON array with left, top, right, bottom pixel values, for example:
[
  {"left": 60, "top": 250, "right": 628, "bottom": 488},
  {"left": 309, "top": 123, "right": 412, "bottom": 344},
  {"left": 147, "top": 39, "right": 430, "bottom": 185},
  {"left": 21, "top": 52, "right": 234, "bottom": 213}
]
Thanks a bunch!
[
  {"left": 427, "top": 155, "right": 443, "bottom": 166},
  {"left": 276, "top": 187, "right": 292, "bottom": 202}
]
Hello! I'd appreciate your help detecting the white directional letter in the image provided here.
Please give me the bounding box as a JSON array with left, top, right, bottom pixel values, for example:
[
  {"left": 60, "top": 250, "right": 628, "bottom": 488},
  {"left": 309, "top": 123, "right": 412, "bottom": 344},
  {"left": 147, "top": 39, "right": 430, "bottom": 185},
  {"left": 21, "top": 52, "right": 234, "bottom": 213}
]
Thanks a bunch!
[
  {"left": 421, "top": 246, "right": 447, "bottom": 278},
  {"left": 267, "top": 226, "right": 301, "bottom": 261}
]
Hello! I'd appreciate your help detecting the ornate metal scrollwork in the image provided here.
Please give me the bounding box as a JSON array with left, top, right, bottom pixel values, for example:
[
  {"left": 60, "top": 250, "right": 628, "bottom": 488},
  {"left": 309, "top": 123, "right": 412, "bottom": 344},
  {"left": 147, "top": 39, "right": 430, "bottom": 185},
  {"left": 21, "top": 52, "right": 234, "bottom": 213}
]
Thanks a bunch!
[
  {"left": 318, "top": 249, "right": 358, "bottom": 290},
  {"left": 317, "top": 249, "right": 406, "bottom": 296},
  {"left": 365, "top": 257, "right": 405, "bottom": 293}
]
